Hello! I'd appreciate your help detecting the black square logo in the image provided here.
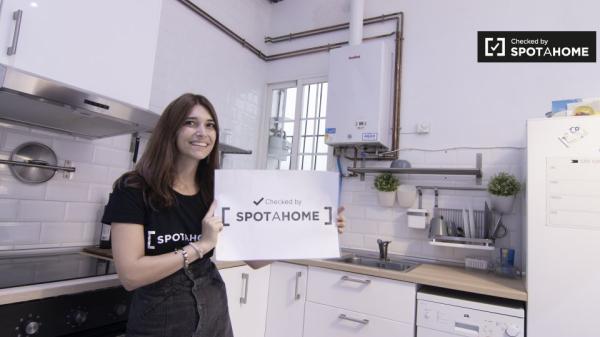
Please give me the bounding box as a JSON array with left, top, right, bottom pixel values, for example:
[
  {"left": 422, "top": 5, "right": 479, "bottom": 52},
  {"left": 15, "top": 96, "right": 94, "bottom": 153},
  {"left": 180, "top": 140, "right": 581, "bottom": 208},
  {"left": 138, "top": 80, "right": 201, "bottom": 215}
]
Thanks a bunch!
[
  {"left": 484, "top": 37, "right": 505, "bottom": 57},
  {"left": 478, "top": 31, "right": 596, "bottom": 62}
]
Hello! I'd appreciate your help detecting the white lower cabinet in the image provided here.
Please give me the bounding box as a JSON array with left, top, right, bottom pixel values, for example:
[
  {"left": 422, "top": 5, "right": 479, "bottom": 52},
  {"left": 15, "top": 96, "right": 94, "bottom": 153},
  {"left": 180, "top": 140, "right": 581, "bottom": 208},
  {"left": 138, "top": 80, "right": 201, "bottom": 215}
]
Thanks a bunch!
[
  {"left": 264, "top": 262, "right": 308, "bottom": 337},
  {"left": 303, "top": 266, "right": 416, "bottom": 337},
  {"left": 220, "top": 265, "right": 270, "bottom": 337},
  {"left": 303, "top": 301, "right": 413, "bottom": 337}
]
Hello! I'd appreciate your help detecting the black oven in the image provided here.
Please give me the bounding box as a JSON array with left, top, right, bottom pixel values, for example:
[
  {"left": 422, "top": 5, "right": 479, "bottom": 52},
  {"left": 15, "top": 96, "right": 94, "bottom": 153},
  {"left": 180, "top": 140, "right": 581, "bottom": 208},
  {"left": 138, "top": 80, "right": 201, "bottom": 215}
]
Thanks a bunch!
[{"left": 0, "top": 251, "right": 131, "bottom": 337}]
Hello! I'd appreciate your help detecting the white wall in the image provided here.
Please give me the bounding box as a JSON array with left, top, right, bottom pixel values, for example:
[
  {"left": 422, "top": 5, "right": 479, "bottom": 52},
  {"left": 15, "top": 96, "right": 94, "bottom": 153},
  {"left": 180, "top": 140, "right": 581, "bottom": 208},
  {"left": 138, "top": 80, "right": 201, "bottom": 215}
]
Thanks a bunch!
[
  {"left": 0, "top": 0, "right": 271, "bottom": 250},
  {"left": 150, "top": 0, "right": 272, "bottom": 169},
  {"left": 266, "top": 0, "right": 600, "bottom": 266}
]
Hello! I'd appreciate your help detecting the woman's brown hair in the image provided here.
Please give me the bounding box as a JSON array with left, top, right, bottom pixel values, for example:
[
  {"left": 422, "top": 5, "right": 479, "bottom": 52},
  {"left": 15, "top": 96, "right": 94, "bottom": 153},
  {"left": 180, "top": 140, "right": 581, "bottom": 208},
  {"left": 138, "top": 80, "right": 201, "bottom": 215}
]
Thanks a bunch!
[{"left": 116, "top": 93, "right": 220, "bottom": 209}]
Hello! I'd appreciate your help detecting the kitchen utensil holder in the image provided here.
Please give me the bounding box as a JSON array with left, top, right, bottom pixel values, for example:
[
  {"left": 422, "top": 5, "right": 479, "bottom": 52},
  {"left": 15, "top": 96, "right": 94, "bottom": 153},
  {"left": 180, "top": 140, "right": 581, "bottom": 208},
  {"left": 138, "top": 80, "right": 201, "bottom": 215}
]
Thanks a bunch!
[{"left": 429, "top": 207, "right": 495, "bottom": 250}]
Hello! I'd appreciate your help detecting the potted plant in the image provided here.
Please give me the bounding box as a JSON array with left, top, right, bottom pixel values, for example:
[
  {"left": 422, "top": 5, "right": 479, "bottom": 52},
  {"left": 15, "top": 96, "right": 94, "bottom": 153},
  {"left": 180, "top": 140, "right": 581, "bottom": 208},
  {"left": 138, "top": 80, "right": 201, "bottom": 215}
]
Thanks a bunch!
[
  {"left": 374, "top": 173, "right": 399, "bottom": 207},
  {"left": 487, "top": 172, "right": 521, "bottom": 213}
]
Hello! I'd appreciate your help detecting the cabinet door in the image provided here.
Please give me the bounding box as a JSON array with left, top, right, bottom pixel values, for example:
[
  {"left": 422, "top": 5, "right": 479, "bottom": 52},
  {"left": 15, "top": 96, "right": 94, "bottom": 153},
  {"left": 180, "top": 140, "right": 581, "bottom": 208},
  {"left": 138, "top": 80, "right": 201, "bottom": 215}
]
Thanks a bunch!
[
  {"left": 221, "top": 265, "right": 271, "bottom": 337},
  {"left": 307, "top": 266, "right": 416, "bottom": 323},
  {"left": 0, "top": 0, "right": 161, "bottom": 108},
  {"left": 220, "top": 266, "right": 244, "bottom": 335},
  {"left": 264, "top": 262, "right": 308, "bottom": 337},
  {"left": 304, "top": 301, "right": 414, "bottom": 337}
]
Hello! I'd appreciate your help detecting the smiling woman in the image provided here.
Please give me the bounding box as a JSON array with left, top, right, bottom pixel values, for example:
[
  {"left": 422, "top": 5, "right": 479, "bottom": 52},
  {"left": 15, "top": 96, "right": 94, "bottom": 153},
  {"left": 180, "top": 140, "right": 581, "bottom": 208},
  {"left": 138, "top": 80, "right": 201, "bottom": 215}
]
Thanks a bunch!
[{"left": 100, "top": 93, "right": 234, "bottom": 337}]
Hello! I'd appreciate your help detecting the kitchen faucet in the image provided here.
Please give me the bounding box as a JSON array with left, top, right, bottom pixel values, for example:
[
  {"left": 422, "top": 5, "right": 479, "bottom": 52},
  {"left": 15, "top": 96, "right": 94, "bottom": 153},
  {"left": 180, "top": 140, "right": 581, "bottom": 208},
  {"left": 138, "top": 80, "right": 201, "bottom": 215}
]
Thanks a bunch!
[{"left": 377, "top": 239, "right": 391, "bottom": 261}]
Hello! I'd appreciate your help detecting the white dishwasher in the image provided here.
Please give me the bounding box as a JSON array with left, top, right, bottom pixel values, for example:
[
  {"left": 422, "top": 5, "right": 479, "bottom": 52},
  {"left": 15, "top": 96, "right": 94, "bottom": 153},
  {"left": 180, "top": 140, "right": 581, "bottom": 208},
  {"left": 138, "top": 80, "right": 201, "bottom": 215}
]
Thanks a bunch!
[{"left": 417, "top": 286, "right": 525, "bottom": 337}]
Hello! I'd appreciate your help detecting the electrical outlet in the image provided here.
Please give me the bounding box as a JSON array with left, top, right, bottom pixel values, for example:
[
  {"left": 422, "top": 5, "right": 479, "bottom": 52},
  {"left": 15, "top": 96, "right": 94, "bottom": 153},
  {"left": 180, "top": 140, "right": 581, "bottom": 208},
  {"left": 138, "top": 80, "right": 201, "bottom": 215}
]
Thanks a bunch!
[{"left": 416, "top": 122, "right": 431, "bottom": 134}]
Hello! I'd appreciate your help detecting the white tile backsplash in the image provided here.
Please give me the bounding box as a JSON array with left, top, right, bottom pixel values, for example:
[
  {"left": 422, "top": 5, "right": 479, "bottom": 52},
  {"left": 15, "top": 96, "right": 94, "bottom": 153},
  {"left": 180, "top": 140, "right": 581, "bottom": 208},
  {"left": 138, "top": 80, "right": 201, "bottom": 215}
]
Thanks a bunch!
[
  {"left": 45, "top": 181, "right": 90, "bottom": 202},
  {"left": 40, "top": 222, "right": 85, "bottom": 243},
  {"left": 340, "top": 148, "right": 525, "bottom": 267},
  {"left": 18, "top": 200, "right": 66, "bottom": 221},
  {"left": 0, "top": 124, "right": 133, "bottom": 250},
  {"left": 0, "top": 222, "right": 41, "bottom": 244},
  {"left": 65, "top": 203, "right": 103, "bottom": 222},
  {"left": 93, "top": 146, "right": 132, "bottom": 168},
  {"left": 0, "top": 199, "right": 19, "bottom": 219}
]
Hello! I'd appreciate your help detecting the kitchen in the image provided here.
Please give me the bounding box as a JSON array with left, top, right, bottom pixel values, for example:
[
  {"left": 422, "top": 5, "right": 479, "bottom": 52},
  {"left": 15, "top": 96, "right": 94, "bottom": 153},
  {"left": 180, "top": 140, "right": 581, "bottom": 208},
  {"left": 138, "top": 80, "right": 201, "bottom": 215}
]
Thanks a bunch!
[{"left": 0, "top": 0, "right": 598, "bottom": 336}]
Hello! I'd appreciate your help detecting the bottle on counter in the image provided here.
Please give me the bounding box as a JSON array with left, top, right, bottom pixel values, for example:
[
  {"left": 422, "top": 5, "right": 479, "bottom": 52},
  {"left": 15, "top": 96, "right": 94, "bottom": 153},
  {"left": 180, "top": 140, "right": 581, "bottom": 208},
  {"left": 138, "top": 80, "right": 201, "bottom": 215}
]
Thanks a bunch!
[{"left": 99, "top": 204, "right": 111, "bottom": 249}]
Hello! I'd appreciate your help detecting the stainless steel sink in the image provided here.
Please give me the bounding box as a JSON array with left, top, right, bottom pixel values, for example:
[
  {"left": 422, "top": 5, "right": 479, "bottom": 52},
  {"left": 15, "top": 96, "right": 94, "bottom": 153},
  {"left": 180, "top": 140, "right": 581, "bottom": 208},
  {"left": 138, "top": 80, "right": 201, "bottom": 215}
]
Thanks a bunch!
[{"left": 329, "top": 254, "right": 418, "bottom": 272}]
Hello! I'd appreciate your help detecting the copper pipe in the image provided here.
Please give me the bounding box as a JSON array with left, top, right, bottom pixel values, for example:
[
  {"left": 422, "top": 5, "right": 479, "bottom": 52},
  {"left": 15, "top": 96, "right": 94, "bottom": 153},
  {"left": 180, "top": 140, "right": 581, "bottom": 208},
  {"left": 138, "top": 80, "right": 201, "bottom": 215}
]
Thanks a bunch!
[
  {"left": 178, "top": 0, "right": 405, "bottom": 159},
  {"left": 266, "top": 32, "right": 394, "bottom": 61},
  {"left": 265, "top": 13, "right": 402, "bottom": 43}
]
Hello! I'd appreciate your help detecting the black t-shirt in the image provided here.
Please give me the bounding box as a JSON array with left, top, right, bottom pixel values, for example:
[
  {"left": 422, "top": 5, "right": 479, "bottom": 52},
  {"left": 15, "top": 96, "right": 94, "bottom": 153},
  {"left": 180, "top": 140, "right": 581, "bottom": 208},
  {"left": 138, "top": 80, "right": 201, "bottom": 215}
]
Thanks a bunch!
[{"left": 101, "top": 184, "right": 213, "bottom": 258}]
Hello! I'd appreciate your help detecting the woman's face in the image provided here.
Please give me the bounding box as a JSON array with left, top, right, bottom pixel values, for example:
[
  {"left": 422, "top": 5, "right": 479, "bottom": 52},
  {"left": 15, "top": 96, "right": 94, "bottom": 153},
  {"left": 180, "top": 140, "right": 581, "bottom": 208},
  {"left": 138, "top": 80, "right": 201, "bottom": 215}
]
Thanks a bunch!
[{"left": 176, "top": 104, "right": 217, "bottom": 162}]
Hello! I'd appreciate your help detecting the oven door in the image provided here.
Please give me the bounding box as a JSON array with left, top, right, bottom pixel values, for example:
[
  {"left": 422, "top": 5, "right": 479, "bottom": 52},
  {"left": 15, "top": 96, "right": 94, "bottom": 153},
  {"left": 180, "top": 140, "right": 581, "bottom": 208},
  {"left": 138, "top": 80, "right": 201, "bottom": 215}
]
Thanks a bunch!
[{"left": 63, "top": 322, "right": 126, "bottom": 337}]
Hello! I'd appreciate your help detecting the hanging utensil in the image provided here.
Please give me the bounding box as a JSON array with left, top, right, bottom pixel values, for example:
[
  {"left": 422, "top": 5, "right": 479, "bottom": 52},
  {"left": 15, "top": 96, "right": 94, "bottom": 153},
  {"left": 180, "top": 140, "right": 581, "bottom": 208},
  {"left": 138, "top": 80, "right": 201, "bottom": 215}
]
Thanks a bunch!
[
  {"left": 0, "top": 142, "right": 75, "bottom": 184},
  {"left": 492, "top": 214, "right": 508, "bottom": 239},
  {"left": 428, "top": 189, "right": 448, "bottom": 237}
]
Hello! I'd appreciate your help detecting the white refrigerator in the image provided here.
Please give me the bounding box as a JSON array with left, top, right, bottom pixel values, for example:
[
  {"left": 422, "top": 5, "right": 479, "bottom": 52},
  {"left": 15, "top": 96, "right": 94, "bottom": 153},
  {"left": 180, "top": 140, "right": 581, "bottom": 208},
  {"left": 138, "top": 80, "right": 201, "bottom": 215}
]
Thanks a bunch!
[{"left": 527, "top": 116, "right": 600, "bottom": 337}]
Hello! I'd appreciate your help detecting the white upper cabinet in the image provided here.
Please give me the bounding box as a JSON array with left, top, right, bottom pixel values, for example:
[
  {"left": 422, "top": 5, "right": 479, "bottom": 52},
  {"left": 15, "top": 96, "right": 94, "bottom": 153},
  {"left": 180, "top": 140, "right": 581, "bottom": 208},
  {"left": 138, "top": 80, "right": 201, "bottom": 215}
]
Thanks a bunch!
[{"left": 0, "top": 0, "right": 162, "bottom": 108}]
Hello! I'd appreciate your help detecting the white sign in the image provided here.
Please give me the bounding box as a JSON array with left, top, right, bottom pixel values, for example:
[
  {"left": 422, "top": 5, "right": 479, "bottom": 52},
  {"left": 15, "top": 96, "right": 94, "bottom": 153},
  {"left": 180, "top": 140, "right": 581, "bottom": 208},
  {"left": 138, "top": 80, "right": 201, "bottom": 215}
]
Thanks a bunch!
[{"left": 214, "top": 169, "right": 340, "bottom": 261}]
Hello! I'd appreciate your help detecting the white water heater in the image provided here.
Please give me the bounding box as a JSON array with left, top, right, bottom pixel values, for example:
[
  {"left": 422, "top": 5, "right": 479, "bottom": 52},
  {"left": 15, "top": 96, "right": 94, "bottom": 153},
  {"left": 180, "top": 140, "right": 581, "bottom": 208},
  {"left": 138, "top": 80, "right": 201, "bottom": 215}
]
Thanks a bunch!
[{"left": 324, "top": 40, "right": 394, "bottom": 149}]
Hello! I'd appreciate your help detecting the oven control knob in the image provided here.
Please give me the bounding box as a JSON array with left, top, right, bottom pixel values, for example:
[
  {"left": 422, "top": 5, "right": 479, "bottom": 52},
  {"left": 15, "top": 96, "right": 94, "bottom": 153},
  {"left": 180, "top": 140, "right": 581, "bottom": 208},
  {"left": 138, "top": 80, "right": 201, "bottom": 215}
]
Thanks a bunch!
[
  {"left": 67, "top": 309, "right": 88, "bottom": 327},
  {"left": 505, "top": 324, "right": 521, "bottom": 337},
  {"left": 114, "top": 303, "right": 128, "bottom": 316},
  {"left": 22, "top": 320, "right": 40, "bottom": 335}
]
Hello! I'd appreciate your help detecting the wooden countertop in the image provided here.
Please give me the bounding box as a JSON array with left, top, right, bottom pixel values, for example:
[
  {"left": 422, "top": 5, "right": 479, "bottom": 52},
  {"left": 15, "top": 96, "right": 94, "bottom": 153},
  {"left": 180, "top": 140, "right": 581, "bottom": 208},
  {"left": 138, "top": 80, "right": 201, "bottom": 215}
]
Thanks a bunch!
[
  {"left": 83, "top": 247, "right": 527, "bottom": 301},
  {"left": 82, "top": 247, "right": 246, "bottom": 270},
  {"left": 289, "top": 258, "right": 527, "bottom": 301}
]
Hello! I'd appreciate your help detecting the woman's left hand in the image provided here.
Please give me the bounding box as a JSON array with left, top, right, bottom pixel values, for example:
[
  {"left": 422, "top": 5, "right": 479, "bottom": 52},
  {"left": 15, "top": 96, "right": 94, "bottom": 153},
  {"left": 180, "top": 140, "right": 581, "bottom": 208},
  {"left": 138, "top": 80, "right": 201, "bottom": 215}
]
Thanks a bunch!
[{"left": 336, "top": 206, "right": 346, "bottom": 234}]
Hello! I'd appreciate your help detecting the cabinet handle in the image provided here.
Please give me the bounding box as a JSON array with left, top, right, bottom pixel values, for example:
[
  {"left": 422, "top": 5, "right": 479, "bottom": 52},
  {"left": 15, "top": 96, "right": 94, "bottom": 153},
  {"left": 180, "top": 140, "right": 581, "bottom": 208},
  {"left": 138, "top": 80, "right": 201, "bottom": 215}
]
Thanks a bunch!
[
  {"left": 340, "top": 275, "right": 371, "bottom": 285},
  {"left": 338, "top": 314, "right": 369, "bottom": 325},
  {"left": 294, "top": 271, "right": 302, "bottom": 300},
  {"left": 240, "top": 273, "right": 249, "bottom": 304},
  {"left": 7, "top": 10, "right": 23, "bottom": 56}
]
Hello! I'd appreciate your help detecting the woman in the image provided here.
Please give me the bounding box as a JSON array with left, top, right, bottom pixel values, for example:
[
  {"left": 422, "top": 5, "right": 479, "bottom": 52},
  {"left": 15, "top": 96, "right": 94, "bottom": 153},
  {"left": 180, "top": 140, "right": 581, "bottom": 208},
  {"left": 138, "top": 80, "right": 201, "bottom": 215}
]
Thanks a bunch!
[{"left": 102, "top": 93, "right": 345, "bottom": 337}]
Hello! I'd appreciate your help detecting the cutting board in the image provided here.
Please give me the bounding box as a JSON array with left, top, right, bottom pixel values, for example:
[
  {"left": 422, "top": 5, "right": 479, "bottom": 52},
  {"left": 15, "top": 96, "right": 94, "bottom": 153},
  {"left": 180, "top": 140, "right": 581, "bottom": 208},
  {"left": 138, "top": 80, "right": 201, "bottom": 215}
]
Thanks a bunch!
[{"left": 83, "top": 246, "right": 113, "bottom": 259}]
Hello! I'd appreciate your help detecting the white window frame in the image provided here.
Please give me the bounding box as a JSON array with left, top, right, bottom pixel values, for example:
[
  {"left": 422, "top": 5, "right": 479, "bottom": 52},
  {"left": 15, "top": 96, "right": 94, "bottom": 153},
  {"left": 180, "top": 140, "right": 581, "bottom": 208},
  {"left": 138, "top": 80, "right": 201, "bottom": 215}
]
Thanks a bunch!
[{"left": 259, "top": 76, "right": 331, "bottom": 170}]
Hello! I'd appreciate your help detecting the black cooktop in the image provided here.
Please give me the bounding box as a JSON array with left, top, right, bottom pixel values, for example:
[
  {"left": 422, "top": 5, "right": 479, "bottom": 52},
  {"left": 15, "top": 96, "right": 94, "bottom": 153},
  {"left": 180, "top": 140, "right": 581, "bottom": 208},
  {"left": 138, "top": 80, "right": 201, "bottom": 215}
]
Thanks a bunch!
[{"left": 0, "top": 253, "right": 116, "bottom": 289}]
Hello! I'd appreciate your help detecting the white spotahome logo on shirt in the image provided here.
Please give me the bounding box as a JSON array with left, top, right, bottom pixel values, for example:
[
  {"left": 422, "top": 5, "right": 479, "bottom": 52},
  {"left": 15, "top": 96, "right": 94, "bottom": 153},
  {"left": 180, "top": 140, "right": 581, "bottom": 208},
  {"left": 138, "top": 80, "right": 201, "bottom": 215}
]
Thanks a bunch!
[{"left": 146, "top": 231, "right": 203, "bottom": 250}]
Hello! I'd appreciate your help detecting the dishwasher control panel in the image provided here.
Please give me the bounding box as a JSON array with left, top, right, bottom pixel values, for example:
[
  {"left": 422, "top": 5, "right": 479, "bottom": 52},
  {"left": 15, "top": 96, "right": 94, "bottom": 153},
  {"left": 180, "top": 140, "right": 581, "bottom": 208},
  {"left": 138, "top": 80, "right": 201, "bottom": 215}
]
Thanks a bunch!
[{"left": 417, "top": 299, "right": 524, "bottom": 337}]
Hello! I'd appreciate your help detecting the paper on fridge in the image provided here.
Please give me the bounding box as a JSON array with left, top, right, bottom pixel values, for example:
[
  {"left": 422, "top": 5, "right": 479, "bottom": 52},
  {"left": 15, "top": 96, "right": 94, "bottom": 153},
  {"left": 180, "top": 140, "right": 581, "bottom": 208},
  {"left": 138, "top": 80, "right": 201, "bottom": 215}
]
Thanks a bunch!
[{"left": 214, "top": 169, "right": 340, "bottom": 261}]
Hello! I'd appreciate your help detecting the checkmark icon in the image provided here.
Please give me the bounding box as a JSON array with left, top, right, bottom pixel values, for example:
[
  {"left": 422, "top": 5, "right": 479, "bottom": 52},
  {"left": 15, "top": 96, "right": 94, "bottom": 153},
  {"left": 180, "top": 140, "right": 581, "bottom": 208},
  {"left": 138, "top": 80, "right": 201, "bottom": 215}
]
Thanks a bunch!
[
  {"left": 253, "top": 197, "right": 264, "bottom": 206},
  {"left": 490, "top": 42, "right": 500, "bottom": 51}
]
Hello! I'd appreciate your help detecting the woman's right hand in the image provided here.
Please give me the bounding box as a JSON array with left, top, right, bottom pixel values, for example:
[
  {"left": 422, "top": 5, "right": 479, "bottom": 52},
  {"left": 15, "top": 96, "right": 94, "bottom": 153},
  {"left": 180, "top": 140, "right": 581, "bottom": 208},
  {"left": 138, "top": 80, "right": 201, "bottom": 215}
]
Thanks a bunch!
[{"left": 199, "top": 200, "right": 223, "bottom": 250}]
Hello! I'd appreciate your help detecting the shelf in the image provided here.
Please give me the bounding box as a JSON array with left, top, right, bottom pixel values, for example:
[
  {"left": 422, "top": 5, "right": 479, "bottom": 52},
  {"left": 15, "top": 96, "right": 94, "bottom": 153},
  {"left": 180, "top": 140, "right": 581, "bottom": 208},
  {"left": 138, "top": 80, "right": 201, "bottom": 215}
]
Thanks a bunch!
[
  {"left": 348, "top": 153, "right": 483, "bottom": 184},
  {"left": 429, "top": 235, "right": 495, "bottom": 251},
  {"left": 218, "top": 143, "right": 252, "bottom": 155}
]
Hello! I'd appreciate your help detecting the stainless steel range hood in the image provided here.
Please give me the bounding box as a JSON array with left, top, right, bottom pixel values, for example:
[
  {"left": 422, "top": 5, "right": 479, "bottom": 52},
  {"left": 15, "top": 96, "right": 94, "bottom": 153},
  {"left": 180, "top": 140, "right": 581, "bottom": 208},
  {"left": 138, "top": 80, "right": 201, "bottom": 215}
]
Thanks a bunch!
[{"left": 0, "top": 65, "right": 159, "bottom": 139}]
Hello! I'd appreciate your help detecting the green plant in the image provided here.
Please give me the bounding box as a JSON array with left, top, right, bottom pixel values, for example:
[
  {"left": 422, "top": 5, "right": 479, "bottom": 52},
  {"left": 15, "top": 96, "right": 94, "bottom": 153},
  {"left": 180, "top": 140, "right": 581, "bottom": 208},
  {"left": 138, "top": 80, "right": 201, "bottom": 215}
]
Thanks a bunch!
[
  {"left": 488, "top": 172, "right": 521, "bottom": 196},
  {"left": 374, "top": 173, "right": 399, "bottom": 192}
]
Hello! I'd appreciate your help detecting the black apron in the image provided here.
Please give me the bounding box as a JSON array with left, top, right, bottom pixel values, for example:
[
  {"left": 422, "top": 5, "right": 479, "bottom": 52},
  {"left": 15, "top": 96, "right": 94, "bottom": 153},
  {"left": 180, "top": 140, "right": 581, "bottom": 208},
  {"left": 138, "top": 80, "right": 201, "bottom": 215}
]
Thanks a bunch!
[{"left": 126, "top": 258, "right": 234, "bottom": 337}]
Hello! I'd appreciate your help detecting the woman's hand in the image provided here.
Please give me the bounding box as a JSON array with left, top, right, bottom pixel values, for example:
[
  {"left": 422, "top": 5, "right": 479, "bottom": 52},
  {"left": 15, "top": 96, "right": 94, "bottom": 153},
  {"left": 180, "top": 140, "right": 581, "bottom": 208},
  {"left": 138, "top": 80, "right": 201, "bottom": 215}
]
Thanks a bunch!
[
  {"left": 336, "top": 206, "right": 346, "bottom": 234},
  {"left": 198, "top": 200, "right": 223, "bottom": 251}
]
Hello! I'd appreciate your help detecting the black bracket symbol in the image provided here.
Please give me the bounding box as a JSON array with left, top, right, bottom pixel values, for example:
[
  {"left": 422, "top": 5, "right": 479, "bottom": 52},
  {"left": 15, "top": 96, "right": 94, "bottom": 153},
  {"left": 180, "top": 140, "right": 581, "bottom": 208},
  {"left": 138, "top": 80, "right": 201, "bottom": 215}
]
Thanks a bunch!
[
  {"left": 222, "top": 207, "right": 230, "bottom": 226},
  {"left": 324, "top": 206, "right": 332, "bottom": 225}
]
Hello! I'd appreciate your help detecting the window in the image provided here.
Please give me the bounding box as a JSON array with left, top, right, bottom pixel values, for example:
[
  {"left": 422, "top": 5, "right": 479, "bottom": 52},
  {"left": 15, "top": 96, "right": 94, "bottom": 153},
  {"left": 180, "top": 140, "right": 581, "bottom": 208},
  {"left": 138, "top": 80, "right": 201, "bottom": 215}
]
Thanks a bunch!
[{"left": 265, "top": 80, "right": 329, "bottom": 171}]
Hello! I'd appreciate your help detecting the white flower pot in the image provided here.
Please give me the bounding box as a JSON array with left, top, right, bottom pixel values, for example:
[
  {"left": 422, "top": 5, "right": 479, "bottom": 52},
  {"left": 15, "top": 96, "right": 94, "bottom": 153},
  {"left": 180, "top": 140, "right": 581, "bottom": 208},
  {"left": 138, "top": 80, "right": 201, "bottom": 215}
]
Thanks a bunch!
[
  {"left": 490, "top": 195, "right": 515, "bottom": 213},
  {"left": 396, "top": 184, "right": 417, "bottom": 208},
  {"left": 377, "top": 191, "right": 396, "bottom": 207}
]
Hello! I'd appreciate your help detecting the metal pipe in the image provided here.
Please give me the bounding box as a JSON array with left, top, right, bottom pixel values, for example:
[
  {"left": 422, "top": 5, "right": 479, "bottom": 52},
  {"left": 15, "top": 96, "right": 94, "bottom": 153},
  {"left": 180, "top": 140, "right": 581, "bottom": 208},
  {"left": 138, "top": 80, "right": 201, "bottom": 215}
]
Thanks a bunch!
[
  {"left": 265, "top": 13, "right": 403, "bottom": 43},
  {"left": 265, "top": 33, "right": 394, "bottom": 61},
  {"left": 178, "top": 1, "right": 404, "bottom": 158},
  {"left": 177, "top": 0, "right": 268, "bottom": 60},
  {"left": 0, "top": 159, "right": 76, "bottom": 172},
  {"left": 416, "top": 185, "right": 487, "bottom": 192}
]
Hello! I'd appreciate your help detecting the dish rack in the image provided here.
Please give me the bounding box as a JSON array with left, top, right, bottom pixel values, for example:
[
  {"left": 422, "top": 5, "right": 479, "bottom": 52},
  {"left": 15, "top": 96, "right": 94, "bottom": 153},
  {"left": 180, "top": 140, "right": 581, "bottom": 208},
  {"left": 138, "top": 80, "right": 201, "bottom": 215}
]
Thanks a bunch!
[{"left": 429, "top": 208, "right": 495, "bottom": 250}]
